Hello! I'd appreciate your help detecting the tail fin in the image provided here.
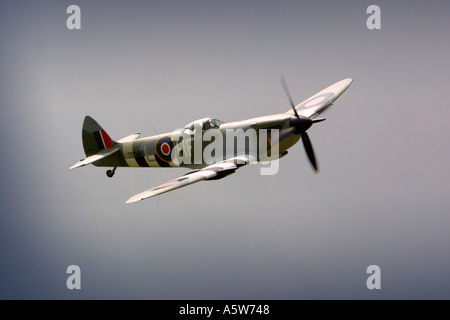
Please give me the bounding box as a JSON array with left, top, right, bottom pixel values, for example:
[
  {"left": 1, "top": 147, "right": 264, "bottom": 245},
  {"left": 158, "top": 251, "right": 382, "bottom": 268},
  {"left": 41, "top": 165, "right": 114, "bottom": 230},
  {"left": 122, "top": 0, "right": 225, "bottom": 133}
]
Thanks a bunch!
[{"left": 82, "top": 116, "right": 115, "bottom": 157}]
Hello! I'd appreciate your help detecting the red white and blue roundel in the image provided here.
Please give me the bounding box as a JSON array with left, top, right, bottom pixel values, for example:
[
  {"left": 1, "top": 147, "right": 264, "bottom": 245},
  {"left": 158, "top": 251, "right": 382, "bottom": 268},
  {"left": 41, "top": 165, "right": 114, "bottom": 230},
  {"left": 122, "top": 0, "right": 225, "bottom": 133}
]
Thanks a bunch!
[
  {"left": 299, "top": 92, "right": 335, "bottom": 109},
  {"left": 155, "top": 136, "right": 175, "bottom": 162}
]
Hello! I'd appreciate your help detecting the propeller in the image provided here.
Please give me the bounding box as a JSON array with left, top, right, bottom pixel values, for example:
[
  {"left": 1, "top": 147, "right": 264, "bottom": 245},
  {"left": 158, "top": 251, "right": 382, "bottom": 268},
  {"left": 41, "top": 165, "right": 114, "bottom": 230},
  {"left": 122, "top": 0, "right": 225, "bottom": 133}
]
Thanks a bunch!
[
  {"left": 280, "top": 76, "right": 325, "bottom": 173},
  {"left": 280, "top": 76, "right": 299, "bottom": 118},
  {"left": 301, "top": 131, "right": 319, "bottom": 173}
]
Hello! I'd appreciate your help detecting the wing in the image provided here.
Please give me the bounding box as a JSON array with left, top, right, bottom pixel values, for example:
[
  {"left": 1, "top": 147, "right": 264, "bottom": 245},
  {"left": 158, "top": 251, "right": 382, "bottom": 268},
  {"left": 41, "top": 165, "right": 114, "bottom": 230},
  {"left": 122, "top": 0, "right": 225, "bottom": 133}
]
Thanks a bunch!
[
  {"left": 70, "top": 146, "right": 120, "bottom": 169},
  {"left": 125, "top": 154, "right": 256, "bottom": 203},
  {"left": 286, "top": 78, "right": 353, "bottom": 119}
]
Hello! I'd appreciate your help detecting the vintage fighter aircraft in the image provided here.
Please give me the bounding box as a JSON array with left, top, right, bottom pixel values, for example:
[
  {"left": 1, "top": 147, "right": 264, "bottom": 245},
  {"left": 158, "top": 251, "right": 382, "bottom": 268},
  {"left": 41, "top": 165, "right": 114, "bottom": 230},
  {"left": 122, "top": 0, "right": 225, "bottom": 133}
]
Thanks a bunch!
[{"left": 70, "top": 78, "right": 353, "bottom": 203}]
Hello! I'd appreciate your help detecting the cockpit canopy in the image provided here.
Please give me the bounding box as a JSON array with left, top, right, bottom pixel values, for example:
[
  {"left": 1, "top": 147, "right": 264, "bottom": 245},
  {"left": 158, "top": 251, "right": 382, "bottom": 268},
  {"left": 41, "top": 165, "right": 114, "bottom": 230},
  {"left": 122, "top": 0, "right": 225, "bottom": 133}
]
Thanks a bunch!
[{"left": 184, "top": 118, "right": 224, "bottom": 132}]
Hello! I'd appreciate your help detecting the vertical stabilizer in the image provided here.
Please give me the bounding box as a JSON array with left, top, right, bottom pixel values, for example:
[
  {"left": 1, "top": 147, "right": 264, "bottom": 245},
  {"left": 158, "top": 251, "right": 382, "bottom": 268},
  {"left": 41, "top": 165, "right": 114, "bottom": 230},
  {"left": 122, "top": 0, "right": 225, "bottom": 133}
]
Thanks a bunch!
[{"left": 82, "top": 116, "right": 115, "bottom": 157}]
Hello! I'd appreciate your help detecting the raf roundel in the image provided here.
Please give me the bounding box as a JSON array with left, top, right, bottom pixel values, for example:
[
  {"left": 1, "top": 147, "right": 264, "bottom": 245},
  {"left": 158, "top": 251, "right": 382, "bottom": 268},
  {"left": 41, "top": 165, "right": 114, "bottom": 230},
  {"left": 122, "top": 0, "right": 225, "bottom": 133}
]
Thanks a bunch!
[
  {"left": 155, "top": 136, "right": 175, "bottom": 162},
  {"left": 300, "top": 92, "right": 335, "bottom": 109}
]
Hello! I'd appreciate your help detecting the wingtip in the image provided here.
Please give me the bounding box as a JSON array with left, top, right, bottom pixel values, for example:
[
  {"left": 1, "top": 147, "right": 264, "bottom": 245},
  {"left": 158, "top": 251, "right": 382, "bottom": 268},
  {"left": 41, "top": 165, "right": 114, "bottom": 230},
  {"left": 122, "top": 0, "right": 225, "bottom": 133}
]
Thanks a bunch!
[
  {"left": 125, "top": 196, "right": 143, "bottom": 204},
  {"left": 70, "top": 158, "right": 89, "bottom": 170}
]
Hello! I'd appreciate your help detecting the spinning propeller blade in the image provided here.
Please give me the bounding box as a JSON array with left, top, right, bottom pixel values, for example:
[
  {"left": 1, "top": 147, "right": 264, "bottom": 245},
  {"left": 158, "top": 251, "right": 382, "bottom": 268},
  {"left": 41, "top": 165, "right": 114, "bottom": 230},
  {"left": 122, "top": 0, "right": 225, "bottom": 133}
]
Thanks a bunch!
[
  {"left": 280, "top": 76, "right": 324, "bottom": 173},
  {"left": 280, "top": 76, "right": 299, "bottom": 118},
  {"left": 301, "top": 131, "right": 319, "bottom": 173}
]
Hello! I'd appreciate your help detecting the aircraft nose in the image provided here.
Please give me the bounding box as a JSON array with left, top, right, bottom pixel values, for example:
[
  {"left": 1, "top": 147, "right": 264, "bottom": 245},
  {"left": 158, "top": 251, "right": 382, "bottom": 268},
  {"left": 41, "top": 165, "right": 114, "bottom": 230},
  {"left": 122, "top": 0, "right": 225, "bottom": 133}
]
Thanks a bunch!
[{"left": 289, "top": 116, "right": 313, "bottom": 134}]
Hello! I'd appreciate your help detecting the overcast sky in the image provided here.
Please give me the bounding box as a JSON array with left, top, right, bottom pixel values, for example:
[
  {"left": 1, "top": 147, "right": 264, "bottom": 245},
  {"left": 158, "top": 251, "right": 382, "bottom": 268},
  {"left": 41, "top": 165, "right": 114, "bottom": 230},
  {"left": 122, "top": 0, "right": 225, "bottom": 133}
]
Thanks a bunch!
[{"left": 0, "top": 0, "right": 449, "bottom": 299}]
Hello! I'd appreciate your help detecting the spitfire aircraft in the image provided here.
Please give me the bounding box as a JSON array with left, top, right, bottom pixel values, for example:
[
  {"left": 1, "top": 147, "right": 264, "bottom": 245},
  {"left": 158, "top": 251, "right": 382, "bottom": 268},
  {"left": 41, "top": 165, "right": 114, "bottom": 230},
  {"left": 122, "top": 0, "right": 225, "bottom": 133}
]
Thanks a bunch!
[{"left": 70, "top": 78, "right": 353, "bottom": 203}]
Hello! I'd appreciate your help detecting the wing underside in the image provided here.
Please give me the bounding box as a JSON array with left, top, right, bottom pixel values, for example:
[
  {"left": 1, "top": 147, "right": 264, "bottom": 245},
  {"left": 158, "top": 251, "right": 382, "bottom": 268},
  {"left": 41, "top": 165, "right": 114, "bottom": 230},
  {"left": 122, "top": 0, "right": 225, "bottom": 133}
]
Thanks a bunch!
[{"left": 126, "top": 155, "right": 255, "bottom": 203}]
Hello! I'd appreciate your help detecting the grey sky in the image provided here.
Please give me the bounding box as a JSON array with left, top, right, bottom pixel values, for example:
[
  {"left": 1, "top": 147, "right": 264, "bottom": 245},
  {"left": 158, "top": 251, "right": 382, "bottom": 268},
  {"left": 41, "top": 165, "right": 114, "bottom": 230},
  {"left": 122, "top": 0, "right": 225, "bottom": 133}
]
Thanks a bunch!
[{"left": 0, "top": 0, "right": 449, "bottom": 299}]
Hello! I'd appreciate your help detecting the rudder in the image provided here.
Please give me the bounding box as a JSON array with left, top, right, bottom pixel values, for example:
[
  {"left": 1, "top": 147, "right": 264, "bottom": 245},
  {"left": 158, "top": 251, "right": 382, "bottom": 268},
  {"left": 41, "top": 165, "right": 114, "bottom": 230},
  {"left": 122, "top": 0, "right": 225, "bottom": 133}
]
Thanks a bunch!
[{"left": 82, "top": 116, "right": 115, "bottom": 157}]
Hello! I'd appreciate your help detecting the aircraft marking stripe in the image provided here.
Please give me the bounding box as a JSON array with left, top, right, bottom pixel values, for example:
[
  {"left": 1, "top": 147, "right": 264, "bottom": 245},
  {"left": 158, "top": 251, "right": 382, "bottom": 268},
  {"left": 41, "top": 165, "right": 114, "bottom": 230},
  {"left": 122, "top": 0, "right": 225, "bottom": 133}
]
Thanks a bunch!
[
  {"left": 93, "top": 131, "right": 105, "bottom": 150},
  {"left": 135, "top": 156, "right": 150, "bottom": 167},
  {"left": 143, "top": 145, "right": 159, "bottom": 167},
  {"left": 123, "top": 141, "right": 139, "bottom": 167},
  {"left": 101, "top": 130, "right": 113, "bottom": 149}
]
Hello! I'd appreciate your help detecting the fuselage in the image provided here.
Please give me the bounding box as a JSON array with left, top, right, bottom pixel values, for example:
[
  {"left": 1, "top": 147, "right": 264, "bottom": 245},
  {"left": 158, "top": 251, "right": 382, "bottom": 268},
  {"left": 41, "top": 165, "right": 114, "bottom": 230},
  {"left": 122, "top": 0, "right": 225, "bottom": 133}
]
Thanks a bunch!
[{"left": 93, "top": 113, "right": 301, "bottom": 169}]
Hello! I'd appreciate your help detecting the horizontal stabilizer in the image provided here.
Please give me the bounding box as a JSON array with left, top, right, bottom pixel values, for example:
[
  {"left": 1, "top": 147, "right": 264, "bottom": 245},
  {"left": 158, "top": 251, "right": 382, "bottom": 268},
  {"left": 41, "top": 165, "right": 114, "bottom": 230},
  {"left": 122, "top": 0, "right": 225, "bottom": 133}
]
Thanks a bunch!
[
  {"left": 117, "top": 133, "right": 141, "bottom": 143},
  {"left": 70, "top": 146, "right": 119, "bottom": 169}
]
